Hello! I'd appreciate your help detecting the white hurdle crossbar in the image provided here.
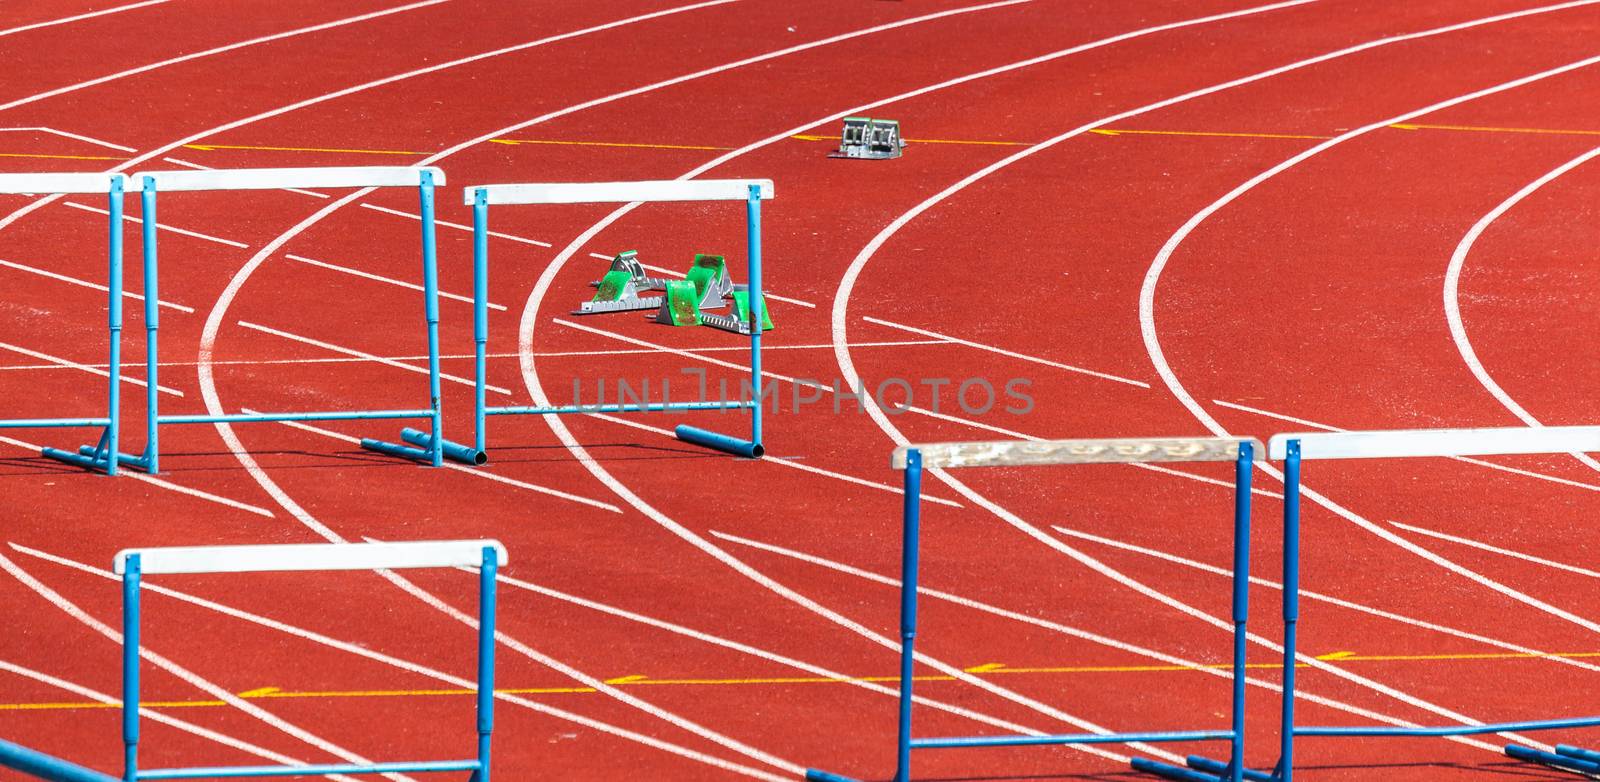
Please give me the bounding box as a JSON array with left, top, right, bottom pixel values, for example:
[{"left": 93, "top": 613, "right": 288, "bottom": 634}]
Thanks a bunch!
[
  {"left": 432, "top": 178, "right": 776, "bottom": 465},
  {"left": 135, "top": 166, "right": 443, "bottom": 193},
  {"left": 1256, "top": 425, "right": 1600, "bottom": 782},
  {"left": 114, "top": 539, "right": 504, "bottom": 781}
]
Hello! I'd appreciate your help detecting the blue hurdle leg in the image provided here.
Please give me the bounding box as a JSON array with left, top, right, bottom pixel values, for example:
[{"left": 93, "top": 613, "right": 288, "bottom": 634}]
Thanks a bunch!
[{"left": 1505, "top": 744, "right": 1600, "bottom": 775}]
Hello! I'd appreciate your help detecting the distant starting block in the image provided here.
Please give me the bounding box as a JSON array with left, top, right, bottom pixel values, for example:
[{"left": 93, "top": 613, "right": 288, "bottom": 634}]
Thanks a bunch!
[
  {"left": 575, "top": 250, "right": 667, "bottom": 314},
  {"left": 830, "top": 117, "right": 906, "bottom": 160}
]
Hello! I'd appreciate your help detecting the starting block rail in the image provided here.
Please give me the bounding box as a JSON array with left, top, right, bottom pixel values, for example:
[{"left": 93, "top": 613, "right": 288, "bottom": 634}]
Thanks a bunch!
[
  {"left": 1173, "top": 425, "right": 1600, "bottom": 782},
  {"left": 116, "top": 539, "right": 504, "bottom": 781},
  {"left": 807, "top": 436, "right": 1263, "bottom": 782},
  {"left": 430, "top": 178, "right": 773, "bottom": 465},
  {"left": 0, "top": 172, "right": 129, "bottom": 475},
  {"left": 52, "top": 166, "right": 451, "bottom": 474}
]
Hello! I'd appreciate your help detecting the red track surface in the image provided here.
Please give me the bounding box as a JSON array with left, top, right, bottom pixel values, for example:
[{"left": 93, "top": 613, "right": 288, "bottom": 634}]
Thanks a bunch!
[{"left": 4, "top": 1, "right": 1600, "bottom": 779}]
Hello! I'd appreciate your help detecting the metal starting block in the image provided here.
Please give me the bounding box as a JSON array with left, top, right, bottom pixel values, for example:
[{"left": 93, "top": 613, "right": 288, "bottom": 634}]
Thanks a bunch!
[
  {"left": 654, "top": 254, "right": 733, "bottom": 326},
  {"left": 575, "top": 250, "right": 667, "bottom": 314},
  {"left": 700, "top": 290, "right": 775, "bottom": 335},
  {"left": 830, "top": 117, "right": 906, "bottom": 160}
]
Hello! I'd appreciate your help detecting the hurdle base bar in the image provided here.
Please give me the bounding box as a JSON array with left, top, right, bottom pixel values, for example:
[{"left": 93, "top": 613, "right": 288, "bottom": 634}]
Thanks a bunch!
[
  {"left": 0, "top": 738, "right": 119, "bottom": 782},
  {"left": 1134, "top": 755, "right": 1277, "bottom": 782},
  {"left": 1506, "top": 744, "right": 1600, "bottom": 776},
  {"left": 803, "top": 770, "right": 861, "bottom": 782},
  {"left": 397, "top": 427, "right": 485, "bottom": 465},
  {"left": 359, "top": 436, "right": 435, "bottom": 463},
  {"left": 675, "top": 424, "right": 763, "bottom": 458},
  {"left": 137, "top": 758, "right": 480, "bottom": 780},
  {"left": 40, "top": 446, "right": 149, "bottom": 474}
]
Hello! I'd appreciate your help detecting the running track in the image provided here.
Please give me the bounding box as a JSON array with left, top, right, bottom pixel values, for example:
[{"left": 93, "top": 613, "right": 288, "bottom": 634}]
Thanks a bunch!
[{"left": 3, "top": 1, "right": 1600, "bottom": 779}]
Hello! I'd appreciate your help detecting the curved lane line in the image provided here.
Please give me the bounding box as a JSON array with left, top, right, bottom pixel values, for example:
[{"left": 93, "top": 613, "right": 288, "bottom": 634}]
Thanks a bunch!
[
  {"left": 188, "top": 1, "right": 1066, "bottom": 773},
  {"left": 0, "top": 0, "right": 454, "bottom": 114},
  {"left": 1444, "top": 144, "right": 1600, "bottom": 473},
  {"left": 0, "top": 551, "right": 400, "bottom": 782},
  {"left": 512, "top": 0, "right": 1325, "bottom": 764},
  {"left": 834, "top": 2, "right": 1600, "bottom": 754}
]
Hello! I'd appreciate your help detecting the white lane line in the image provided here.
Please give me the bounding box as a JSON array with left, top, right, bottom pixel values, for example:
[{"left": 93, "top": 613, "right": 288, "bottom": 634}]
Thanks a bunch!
[
  {"left": 583, "top": 411, "right": 964, "bottom": 508},
  {"left": 1215, "top": 398, "right": 1600, "bottom": 493},
  {"left": 472, "top": 562, "right": 1046, "bottom": 735},
  {"left": 7, "top": 543, "right": 791, "bottom": 782},
  {"left": 1445, "top": 144, "right": 1600, "bottom": 477},
  {"left": 827, "top": 0, "right": 1600, "bottom": 755},
  {"left": 0, "top": 434, "right": 275, "bottom": 517},
  {"left": 0, "top": 552, "right": 411, "bottom": 781},
  {"left": 0, "top": 257, "right": 193, "bottom": 312},
  {"left": 236, "top": 320, "right": 510, "bottom": 394},
  {"left": 518, "top": 1, "right": 1328, "bottom": 762},
  {"left": 711, "top": 530, "right": 1478, "bottom": 741},
  {"left": 251, "top": 410, "right": 622, "bottom": 513},
  {"left": 1134, "top": 48, "right": 1600, "bottom": 650},
  {"left": 376, "top": 566, "right": 806, "bottom": 777},
  {"left": 63, "top": 200, "right": 249, "bottom": 249},
  {"left": 1051, "top": 523, "right": 1600, "bottom": 674},
  {"left": 162, "top": 156, "right": 331, "bottom": 199},
  {"left": 0, "top": 659, "right": 344, "bottom": 777},
  {"left": 0, "top": 1, "right": 170, "bottom": 39},
  {"left": 0, "top": 126, "right": 137, "bottom": 153},
  {"left": 1389, "top": 521, "right": 1600, "bottom": 580},
  {"left": 283, "top": 253, "right": 507, "bottom": 310},
  {"left": 0, "top": 0, "right": 454, "bottom": 114},
  {"left": 362, "top": 203, "right": 552, "bottom": 247},
  {"left": 863, "top": 315, "right": 1149, "bottom": 388},
  {"left": 0, "top": 340, "right": 182, "bottom": 396}
]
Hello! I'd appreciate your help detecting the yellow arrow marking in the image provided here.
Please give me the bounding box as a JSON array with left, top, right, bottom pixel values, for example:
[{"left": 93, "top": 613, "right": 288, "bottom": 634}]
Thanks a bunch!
[
  {"left": 1317, "top": 651, "right": 1356, "bottom": 661},
  {"left": 1389, "top": 123, "right": 1600, "bottom": 137},
  {"left": 603, "top": 674, "right": 648, "bottom": 685},
  {"left": 964, "top": 662, "right": 1006, "bottom": 673},
  {"left": 491, "top": 138, "right": 734, "bottom": 151},
  {"left": 237, "top": 686, "right": 281, "bottom": 698},
  {"left": 183, "top": 143, "right": 426, "bottom": 156}
]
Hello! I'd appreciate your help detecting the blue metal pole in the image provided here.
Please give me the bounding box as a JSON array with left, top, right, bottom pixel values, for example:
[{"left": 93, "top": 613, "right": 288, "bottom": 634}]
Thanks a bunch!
[
  {"left": 745, "top": 185, "right": 764, "bottom": 457},
  {"left": 893, "top": 449, "right": 922, "bottom": 782},
  {"left": 1228, "top": 441, "right": 1252, "bottom": 782},
  {"left": 1280, "top": 440, "right": 1301, "bottom": 782},
  {"left": 418, "top": 171, "right": 444, "bottom": 468},
  {"left": 472, "top": 189, "right": 489, "bottom": 457},
  {"left": 105, "top": 176, "right": 125, "bottom": 477},
  {"left": 122, "top": 554, "right": 141, "bottom": 782},
  {"left": 476, "top": 546, "right": 498, "bottom": 782},
  {"left": 0, "top": 739, "right": 121, "bottom": 782},
  {"left": 140, "top": 177, "right": 158, "bottom": 474}
]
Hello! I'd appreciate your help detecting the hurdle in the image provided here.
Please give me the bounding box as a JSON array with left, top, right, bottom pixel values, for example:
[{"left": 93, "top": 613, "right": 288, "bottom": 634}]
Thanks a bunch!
[
  {"left": 418, "top": 179, "right": 773, "bottom": 465},
  {"left": 113, "top": 539, "right": 506, "bottom": 781},
  {"left": 1174, "top": 426, "right": 1600, "bottom": 782},
  {"left": 0, "top": 173, "right": 128, "bottom": 475},
  {"left": 58, "top": 166, "right": 449, "bottom": 474},
  {"left": 807, "top": 436, "right": 1262, "bottom": 782}
]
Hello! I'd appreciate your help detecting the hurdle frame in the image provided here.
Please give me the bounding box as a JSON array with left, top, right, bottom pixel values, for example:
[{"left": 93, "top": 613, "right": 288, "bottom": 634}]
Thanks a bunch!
[
  {"left": 54, "top": 166, "right": 450, "bottom": 474},
  {"left": 806, "top": 436, "right": 1263, "bottom": 782},
  {"left": 1185, "top": 425, "right": 1600, "bottom": 782},
  {"left": 420, "top": 179, "right": 773, "bottom": 465},
  {"left": 113, "top": 539, "right": 505, "bottom": 781},
  {"left": 0, "top": 173, "right": 129, "bottom": 475}
]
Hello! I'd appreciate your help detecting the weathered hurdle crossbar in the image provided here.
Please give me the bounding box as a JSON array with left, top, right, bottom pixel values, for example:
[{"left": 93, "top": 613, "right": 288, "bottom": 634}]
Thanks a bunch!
[
  {"left": 806, "top": 436, "right": 1263, "bottom": 782},
  {"left": 112, "top": 539, "right": 506, "bottom": 781},
  {"left": 425, "top": 179, "right": 774, "bottom": 465},
  {"left": 1212, "top": 426, "right": 1600, "bottom": 782},
  {"left": 70, "top": 166, "right": 450, "bottom": 474},
  {"left": 0, "top": 173, "right": 128, "bottom": 475},
  {"left": 1, "top": 739, "right": 120, "bottom": 782}
]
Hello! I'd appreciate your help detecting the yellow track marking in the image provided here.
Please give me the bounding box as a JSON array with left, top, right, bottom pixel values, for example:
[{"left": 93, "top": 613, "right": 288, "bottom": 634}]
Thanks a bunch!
[
  {"left": 491, "top": 138, "right": 734, "bottom": 151},
  {"left": 182, "top": 143, "right": 426, "bottom": 156},
  {"left": 1089, "top": 128, "right": 1332, "bottom": 140},
  {"left": 1389, "top": 123, "right": 1600, "bottom": 137},
  {"left": 0, "top": 152, "right": 126, "bottom": 161},
  {"left": 8, "top": 648, "right": 1599, "bottom": 713}
]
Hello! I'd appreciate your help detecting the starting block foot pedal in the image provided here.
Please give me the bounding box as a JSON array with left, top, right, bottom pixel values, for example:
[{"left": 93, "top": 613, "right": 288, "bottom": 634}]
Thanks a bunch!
[
  {"left": 575, "top": 251, "right": 669, "bottom": 315},
  {"left": 829, "top": 117, "right": 907, "bottom": 160}
]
